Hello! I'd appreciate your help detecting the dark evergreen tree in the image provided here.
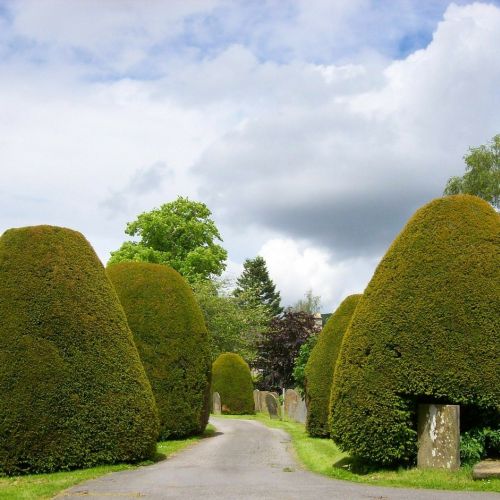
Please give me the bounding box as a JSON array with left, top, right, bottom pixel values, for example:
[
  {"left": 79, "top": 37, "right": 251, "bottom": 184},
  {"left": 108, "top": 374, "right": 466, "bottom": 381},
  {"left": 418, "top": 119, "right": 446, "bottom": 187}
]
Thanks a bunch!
[{"left": 234, "top": 256, "right": 282, "bottom": 317}]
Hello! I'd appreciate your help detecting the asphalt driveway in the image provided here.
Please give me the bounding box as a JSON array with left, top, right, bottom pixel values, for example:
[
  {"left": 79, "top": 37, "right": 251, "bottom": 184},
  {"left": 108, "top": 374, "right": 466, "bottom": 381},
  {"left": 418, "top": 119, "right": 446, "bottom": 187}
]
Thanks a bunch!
[{"left": 58, "top": 417, "right": 499, "bottom": 499}]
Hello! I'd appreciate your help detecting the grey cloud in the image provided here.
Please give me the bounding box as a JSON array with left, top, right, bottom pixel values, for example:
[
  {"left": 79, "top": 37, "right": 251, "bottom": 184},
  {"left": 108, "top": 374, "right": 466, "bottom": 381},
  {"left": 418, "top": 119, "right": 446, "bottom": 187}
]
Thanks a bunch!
[
  {"left": 193, "top": 103, "right": 443, "bottom": 258},
  {"left": 194, "top": 5, "right": 500, "bottom": 259},
  {"left": 101, "top": 161, "right": 173, "bottom": 215}
]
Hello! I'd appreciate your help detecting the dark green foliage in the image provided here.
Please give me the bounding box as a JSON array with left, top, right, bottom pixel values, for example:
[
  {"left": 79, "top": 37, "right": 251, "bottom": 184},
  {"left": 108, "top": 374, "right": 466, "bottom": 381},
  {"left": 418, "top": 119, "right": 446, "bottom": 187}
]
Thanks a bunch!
[
  {"left": 330, "top": 195, "right": 500, "bottom": 466},
  {"left": 234, "top": 256, "right": 283, "bottom": 316},
  {"left": 0, "top": 226, "right": 159, "bottom": 475},
  {"left": 305, "top": 294, "right": 361, "bottom": 437},
  {"left": 212, "top": 353, "right": 254, "bottom": 414},
  {"left": 461, "top": 428, "right": 500, "bottom": 465},
  {"left": 107, "top": 262, "right": 211, "bottom": 440}
]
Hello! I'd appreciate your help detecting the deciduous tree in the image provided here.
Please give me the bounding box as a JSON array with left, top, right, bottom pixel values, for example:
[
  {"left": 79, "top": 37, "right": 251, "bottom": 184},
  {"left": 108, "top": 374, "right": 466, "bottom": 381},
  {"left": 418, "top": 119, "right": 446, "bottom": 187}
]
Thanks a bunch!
[
  {"left": 109, "top": 197, "right": 227, "bottom": 282},
  {"left": 191, "top": 277, "right": 268, "bottom": 363},
  {"left": 444, "top": 134, "right": 500, "bottom": 209}
]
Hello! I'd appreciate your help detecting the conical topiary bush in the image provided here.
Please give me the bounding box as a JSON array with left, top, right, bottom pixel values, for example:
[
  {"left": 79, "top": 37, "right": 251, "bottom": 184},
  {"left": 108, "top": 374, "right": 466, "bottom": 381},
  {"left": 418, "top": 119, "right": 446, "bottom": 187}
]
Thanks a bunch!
[
  {"left": 0, "top": 225, "right": 159, "bottom": 475},
  {"left": 212, "top": 353, "right": 254, "bottom": 414},
  {"left": 304, "top": 294, "right": 361, "bottom": 437},
  {"left": 107, "top": 262, "right": 211, "bottom": 439},
  {"left": 330, "top": 195, "right": 500, "bottom": 465}
]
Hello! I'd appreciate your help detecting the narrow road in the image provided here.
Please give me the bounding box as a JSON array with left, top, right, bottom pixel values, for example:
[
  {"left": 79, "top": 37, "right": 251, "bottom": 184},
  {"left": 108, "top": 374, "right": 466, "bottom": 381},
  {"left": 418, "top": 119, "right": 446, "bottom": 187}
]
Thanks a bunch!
[{"left": 59, "top": 417, "right": 498, "bottom": 499}]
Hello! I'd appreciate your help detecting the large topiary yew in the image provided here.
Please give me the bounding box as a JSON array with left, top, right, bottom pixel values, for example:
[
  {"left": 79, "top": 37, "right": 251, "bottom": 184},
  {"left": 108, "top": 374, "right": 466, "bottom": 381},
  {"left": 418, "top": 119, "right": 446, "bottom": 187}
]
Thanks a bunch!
[
  {"left": 107, "top": 262, "right": 211, "bottom": 439},
  {"left": 304, "top": 294, "right": 361, "bottom": 437},
  {"left": 330, "top": 195, "right": 500, "bottom": 465},
  {"left": 0, "top": 226, "right": 159, "bottom": 475}
]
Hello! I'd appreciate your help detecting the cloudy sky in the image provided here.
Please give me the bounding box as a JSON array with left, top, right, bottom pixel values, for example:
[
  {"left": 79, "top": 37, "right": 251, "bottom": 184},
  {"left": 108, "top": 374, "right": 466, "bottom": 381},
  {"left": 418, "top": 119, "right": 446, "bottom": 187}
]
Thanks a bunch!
[{"left": 1, "top": 0, "right": 499, "bottom": 312}]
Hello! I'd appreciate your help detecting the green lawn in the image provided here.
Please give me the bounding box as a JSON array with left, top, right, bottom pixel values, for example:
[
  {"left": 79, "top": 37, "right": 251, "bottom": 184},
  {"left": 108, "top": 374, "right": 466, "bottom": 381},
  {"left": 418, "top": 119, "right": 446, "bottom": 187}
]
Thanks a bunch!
[
  {"left": 218, "top": 413, "right": 500, "bottom": 493},
  {"left": 0, "top": 425, "right": 215, "bottom": 500}
]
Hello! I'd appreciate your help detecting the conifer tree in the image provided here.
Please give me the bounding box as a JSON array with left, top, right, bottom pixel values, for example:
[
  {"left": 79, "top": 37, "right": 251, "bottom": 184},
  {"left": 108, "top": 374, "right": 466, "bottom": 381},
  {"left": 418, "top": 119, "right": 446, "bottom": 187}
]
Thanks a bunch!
[{"left": 234, "top": 256, "right": 282, "bottom": 317}]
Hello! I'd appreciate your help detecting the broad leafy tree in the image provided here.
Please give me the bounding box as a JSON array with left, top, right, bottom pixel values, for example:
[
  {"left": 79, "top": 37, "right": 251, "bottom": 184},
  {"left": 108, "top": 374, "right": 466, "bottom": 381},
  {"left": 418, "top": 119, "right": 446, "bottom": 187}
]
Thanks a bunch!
[
  {"left": 291, "top": 289, "right": 321, "bottom": 314},
  {"left": 234, "top": 256, "right": 282, "bottom": 317},
  {"left": 191, "top": 277, "right": 268, "bottom": 363},
  {"left": 444, "top": 134, "right": 500, "bottom": 209},
  {"left": 291, "top": 333, "right": 318, "bottom": 395},
  {"left": 254, "top": 310, "right": 321, "bottom": 391},
  {"left": 109, "top": 197, "right": 227, "bottom": 282}
]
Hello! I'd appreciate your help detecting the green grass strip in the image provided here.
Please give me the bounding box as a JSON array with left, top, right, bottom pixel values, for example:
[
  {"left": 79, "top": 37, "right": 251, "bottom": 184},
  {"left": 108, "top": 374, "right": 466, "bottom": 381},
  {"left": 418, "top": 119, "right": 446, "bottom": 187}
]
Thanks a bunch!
[{"left": 218, "top": 414, "right": 500, "bottom": 493}]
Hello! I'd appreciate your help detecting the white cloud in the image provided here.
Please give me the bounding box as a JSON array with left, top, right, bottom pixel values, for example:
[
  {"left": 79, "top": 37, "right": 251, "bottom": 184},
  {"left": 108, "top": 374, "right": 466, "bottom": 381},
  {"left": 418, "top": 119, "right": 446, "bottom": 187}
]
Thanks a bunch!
[
  {"left": 259, "top": 238, "right": 378, "bottom": 312},
  {"left": 0, "top": 1, "right": 499, "bottom": 308},
  {"left": 8, "top": 0, "right": 220, "bottom": 72}
]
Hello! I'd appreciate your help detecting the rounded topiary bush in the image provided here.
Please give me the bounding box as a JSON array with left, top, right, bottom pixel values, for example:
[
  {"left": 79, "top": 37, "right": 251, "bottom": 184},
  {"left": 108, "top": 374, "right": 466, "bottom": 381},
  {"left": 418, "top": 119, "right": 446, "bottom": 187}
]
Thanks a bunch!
[
  {"left": 212, "top": 353, "right": 254, "bottom": 414},
  {"left": 304, "top": 294, "right": 361, "bottom": 437},
  {"left": 107, "top": 262, "right": 211, "bottom": 440},
  {"left": 330, "top": 195, "right": 500, "bottom": 465},
  {"left": 0, "top": 226, "right": 159, "bottom": 475}
]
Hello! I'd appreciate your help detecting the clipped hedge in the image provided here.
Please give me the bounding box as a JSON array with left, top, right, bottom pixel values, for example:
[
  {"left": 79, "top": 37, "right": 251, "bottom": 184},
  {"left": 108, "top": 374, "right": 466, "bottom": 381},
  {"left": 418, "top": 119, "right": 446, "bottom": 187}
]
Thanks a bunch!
[
  {"left": 330, "top": 195, "right": 500, "bottom": 465},
  {"left": 212, "top": 353, "right": 254, "bottom": 414},
  {"left": 0, "top": 226, "right": 159, "bottom": 475},
  {"left": 304, "top": 294, "right": 361, "bottom": 437},
  {"left": 107, "top": 262, "right": 211, "bottom": 439}
]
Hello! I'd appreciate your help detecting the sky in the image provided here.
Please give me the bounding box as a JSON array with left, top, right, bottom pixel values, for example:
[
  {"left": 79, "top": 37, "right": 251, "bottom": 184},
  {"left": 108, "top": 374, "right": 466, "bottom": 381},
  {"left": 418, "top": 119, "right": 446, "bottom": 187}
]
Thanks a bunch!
[{"left": 1, "top": 0, "right": 499, "bottom": 312}]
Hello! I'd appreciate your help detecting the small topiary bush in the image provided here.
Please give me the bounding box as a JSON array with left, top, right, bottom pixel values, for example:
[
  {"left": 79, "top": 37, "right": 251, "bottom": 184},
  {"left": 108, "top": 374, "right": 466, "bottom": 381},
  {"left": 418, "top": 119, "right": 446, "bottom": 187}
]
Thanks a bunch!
[
  {"left": 0, "top": 226, "right": 159, "bottom": 475},
  {"left": 107, "top": 262, "right": 211, "bottom": 440},
  {"left": 304, "top": 294, "right": 361, "bottom": 437},
  {"left": 330, "top": 195, "right": 500, "bottom": 466},
  {"left": 212, "top": 353, "right": 254, "bottom": 414}
]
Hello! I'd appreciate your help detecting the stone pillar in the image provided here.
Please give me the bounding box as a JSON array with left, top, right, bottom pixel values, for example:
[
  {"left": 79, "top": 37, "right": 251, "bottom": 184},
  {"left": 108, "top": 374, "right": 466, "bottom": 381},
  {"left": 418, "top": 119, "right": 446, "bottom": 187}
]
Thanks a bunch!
[
  {"left": 212, "top": 392, "right": 222, "bottom": 415},
  {"left": 417, "top": 404, "right": 460, "bottom": 470}
]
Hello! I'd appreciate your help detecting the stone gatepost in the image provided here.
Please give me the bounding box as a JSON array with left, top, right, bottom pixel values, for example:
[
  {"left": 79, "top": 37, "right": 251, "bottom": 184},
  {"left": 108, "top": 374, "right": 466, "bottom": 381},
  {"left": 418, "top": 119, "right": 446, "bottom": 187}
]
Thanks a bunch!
[
  {"left": 212, "top": 392, "right": 222, "bottom": 415},
  {"left": 417, "top": 404, "right": 460, "bottom": 470}
]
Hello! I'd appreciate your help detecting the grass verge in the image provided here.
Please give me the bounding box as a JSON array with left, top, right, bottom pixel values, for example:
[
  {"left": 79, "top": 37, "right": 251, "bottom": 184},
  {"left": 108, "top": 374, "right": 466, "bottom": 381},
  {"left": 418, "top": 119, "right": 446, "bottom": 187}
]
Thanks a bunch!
[
  {"left": 0, "top": 425, "right": 215, "bottom": 500},
  {"left": 217, "top": 414, "right": 500, "bottom": 493}
]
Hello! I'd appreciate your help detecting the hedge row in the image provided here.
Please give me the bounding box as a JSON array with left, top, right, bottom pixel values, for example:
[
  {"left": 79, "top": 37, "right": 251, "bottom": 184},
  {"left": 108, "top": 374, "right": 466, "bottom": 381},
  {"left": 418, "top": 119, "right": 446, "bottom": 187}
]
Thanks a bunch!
[
  {"left": 107, "top": 262, "right": 211, "bottom": 439},
  {"left": 304, "top": 294, "right": 361, "bottom": 437}
]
